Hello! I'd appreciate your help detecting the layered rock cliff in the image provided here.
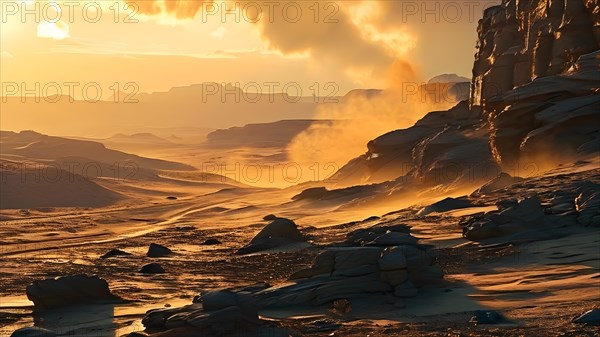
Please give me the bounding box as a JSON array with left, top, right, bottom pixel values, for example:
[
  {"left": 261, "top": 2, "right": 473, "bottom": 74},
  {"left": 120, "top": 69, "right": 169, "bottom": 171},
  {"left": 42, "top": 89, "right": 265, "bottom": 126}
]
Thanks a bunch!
[
  {"left": 471, "top": 0, "right": 599, "bottom": 106},
  {"left": 475, "top": 0, "right": 600, "bottom": 170},
  {"left": 331, "top": 0, "right": 599, "bottom": 189}
]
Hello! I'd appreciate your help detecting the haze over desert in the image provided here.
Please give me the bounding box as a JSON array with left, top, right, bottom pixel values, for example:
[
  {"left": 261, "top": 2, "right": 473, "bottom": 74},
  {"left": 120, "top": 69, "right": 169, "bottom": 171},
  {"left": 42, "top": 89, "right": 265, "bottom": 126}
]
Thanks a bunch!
[{"left": 1, "top": 0, "right": 599, "bottom": 336}]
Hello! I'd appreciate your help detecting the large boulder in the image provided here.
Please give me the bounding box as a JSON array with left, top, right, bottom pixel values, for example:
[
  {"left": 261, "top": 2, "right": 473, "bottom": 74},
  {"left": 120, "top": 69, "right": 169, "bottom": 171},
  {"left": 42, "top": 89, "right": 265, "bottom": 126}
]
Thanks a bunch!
[
  {"left": 25, "top": 275, "right": 121, "bottom": 309},
  {"left": 236, "top": 218, "right": 306, "bottom": 255}
]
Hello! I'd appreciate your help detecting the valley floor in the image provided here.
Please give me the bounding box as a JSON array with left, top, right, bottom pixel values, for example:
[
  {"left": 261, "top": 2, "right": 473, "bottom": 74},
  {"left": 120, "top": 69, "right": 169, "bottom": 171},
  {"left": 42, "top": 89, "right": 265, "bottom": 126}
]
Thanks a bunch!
[{"left": 1, "top": 166, "right": 599, "bottom": 336}]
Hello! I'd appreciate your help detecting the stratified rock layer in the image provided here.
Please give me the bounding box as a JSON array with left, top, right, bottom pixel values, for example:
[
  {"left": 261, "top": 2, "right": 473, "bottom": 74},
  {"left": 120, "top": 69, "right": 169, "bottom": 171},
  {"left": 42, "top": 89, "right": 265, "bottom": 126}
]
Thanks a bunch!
[{"left": 471, "top": 0, "right": 599, "bottom": 106}]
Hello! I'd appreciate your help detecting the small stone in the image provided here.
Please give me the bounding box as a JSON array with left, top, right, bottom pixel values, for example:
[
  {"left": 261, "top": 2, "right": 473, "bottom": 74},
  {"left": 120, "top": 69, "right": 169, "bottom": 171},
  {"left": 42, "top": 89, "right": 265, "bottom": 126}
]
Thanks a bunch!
[
  {"left": 147, "top": 243, "right": 172, "bottom": 257},
  {"left": 202, "top": 238, "right": 221, "bottom": 245},
  {"left": 140, "top": 263, "right": 165, "bottom": 274},
  {"left": 469, "top": 310, "right": 508, "bottom": 324},
  {"left": 100, "top": 248, "right": 131, "bottom": 259}
]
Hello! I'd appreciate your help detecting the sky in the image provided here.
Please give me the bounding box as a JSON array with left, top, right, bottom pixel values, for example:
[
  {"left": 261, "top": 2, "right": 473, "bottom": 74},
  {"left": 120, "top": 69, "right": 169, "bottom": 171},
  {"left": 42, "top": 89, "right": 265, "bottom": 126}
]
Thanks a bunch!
[{"left": 0, "top": 0, "right": 501, "bottom": 97}]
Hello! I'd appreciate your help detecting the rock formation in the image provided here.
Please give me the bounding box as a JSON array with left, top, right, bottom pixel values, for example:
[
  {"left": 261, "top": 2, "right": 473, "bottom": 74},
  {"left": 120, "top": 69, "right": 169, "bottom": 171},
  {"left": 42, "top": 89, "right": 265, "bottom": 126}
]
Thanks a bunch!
[
  {"left": 25, "top": 275, "right": 121, "bottom": 309},
  {"left": 138, "top": 225, "right": 442, "bottom": 335},
  {"left": 471, "top": 0, "right": 599, "bottom": 106},
  {"left": 332, "top": 0, "right": 599, "bottom": 187},
  {"left": 236, "top": 217, "right": 307, "bottom": 255}
]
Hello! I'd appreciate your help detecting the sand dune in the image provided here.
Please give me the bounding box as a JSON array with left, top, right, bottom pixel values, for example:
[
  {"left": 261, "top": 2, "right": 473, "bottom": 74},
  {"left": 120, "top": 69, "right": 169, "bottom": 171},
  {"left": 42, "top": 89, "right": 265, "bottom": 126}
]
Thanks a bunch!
[{"left": 0, "top": 159, "right": 123, "bottom": 209}]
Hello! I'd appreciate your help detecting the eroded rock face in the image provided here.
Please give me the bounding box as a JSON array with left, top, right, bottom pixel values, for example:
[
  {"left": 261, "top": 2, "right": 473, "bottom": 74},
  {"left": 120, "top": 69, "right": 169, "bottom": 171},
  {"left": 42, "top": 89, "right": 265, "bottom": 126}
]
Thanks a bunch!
[
  {"left": 473, "top": 0, "right": 600, "bottom": 171},
  {"left": 332, "top": 101, "right": 500, "bottom": 188},
  {"left": 25, "top": 275, "right": 121, "bottom": 309},
  {"left": 331, "top": 0, "right": 598, "bottom": 188},
  {"left": 471, "top": 0, "right": 599, "bottom": 106},
  {"left": 487, "top": 51, "right": 600, "bottom": 169}
]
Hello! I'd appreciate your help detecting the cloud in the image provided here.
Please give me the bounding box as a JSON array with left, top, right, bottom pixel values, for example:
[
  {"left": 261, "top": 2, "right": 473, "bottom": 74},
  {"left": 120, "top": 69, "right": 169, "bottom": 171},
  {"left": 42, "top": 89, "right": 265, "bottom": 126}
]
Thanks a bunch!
[
  {"left": 123, "top": 1, "right": 417, "bottom": 86},
  {"left": 210, "top": 26, "right": 228, "bottom": 39},
  {"left": 253, "top": 1, "right": 414, "bottom": 85},
  {"left": 37, "top": 20, "right": 69, "bottom": 40},
  {"left": 287, "top": 59, "right": 459, "bottom": 169},
  {"left": 131, "top": 0, "right": 211, "bottom": 19}
]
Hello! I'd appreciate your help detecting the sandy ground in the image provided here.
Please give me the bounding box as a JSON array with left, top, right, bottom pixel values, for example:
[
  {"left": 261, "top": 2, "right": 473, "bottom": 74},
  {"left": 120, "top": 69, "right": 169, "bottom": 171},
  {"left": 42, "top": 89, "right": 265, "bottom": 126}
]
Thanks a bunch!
[{"left": 1, "top": 138, "right": 599, "bottom": 336}]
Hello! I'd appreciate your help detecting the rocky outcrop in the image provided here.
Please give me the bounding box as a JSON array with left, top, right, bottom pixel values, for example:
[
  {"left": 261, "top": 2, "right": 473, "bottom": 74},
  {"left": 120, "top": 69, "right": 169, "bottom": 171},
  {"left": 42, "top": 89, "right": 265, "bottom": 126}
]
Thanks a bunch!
[
  {"left": 487, "top": 50, "right": 600, "bottom": 169},
  {"left": 463, "top": 181, "right": 600, "bottom": 243},
  {"left": 142, "top": 289, "right": 263, "bottom": 333},
  {"left": 332, "top": 0, "right": 599, "bottom": 187},
  {"left": 471, "top": 0, "right": 599, "bottom": 106},
  {"left": 331, "top": 101, "right": 500, "bottom": 188},
  {"left": 471, "top": 0, "right": 600, "bottom": 171},
  {"left": 139, "top": 225, "right": 443, "bottom": 335}
]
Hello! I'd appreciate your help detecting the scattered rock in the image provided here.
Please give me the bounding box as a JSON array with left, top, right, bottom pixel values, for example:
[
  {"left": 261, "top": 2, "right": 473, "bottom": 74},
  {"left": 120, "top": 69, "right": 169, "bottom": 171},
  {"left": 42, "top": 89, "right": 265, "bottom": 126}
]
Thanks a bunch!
[
  {"left": 140, "top": 263, "right": 165, "bottom": 274},
  {"left": 469, "top": 310, "right": 509, "bottom": 324},
  {"left": 463, "top": 195, "right": 547, "bottom": 242},
  {"left": 10, "top": 327, "right": 56, "bottom": 337},
  {"left": 100, "top": 248, "right": 132, "bottom": 259},
  {"left": 418, "top": 197, "right": 474, "bottom": 216},
  {"left": 147, "top": 243, "right": 172, "bottom": 257},
  {"left": 236, "top": 218, "right": 305, "bottom": 255},
  {"left": 572, "top": 308, "right": 600, "bottom": 325},
  {"left": 202, "top": 238, "right": 222, "bottom": 245},
  {"left": 26, "top": 275, "right": 120, "bottom": 309}
]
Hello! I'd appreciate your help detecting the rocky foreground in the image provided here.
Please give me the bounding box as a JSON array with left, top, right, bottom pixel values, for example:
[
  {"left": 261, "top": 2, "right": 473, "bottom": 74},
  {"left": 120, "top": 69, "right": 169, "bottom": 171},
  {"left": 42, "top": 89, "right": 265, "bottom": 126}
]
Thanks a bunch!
[{"left": 7, "top": 165, "right": 600, "bottom": 336}]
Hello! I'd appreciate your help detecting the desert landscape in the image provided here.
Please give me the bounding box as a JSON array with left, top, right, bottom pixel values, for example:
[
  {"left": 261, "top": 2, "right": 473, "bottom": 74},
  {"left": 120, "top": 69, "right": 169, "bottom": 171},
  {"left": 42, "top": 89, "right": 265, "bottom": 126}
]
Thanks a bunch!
[{"left": 1, "top": 0, "right": 599, "bottom": 336}]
